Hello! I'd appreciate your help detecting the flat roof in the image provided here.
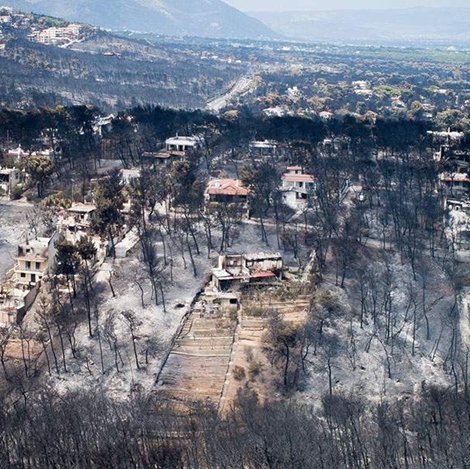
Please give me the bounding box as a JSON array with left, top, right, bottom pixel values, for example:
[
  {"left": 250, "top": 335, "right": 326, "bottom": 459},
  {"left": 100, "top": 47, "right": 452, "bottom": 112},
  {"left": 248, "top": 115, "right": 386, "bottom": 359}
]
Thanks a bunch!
[
  {"left": 212, "top": 269, "right": 234, "bottom": 280},
  {"left": 249, "top": 140, "right": 277, "bottom": 148},
  {"left": 245, "top": 252, "right": 282, "bottom": 261},
  {"left": 121, "top": 168, "right": 140, "bottom": 175},
  {"left": 68, "top": 203, "right": 97, "bottom": 213},
  {"left": 165, "top": 136, "right": 199, "bottom": 146}
]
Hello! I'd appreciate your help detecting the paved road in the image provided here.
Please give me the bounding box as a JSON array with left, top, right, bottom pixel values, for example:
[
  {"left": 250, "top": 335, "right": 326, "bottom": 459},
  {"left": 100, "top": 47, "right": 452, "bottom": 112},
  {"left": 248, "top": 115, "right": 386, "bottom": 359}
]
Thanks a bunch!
[{"left": 207, "top": 75, "right": 257, "bottom": 113}]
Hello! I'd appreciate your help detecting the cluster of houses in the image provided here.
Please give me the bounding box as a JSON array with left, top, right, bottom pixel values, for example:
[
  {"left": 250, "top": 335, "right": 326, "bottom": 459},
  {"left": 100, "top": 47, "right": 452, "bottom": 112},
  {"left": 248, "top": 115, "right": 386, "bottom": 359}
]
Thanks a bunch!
[
  {"left": 139, "top": 135, "right": 318, "bottom": 213},
  {"left": 0, "top": 129, "right": 319, "bottom": 325},
  {"left": 202, "top": 165, "right": 316, "bottom": 213},
  {"left": 0, "top": 200, "right": 103, "bottom": 325},
  {"left": 28, "top": 23, "right": 82, "bottom": 46},
  {"left": 0, "top": 8, "right": 85, "bottom": 49}
]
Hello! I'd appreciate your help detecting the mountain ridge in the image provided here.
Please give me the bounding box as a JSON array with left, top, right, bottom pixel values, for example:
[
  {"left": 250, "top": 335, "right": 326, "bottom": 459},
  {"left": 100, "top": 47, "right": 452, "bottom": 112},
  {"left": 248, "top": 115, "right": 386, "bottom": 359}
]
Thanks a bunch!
[
  {"left": 250, "top": 7, "right": 470, "bottom": 45},
  {"left": 0, "top": 0, "right": 278, "bottom": 39}
]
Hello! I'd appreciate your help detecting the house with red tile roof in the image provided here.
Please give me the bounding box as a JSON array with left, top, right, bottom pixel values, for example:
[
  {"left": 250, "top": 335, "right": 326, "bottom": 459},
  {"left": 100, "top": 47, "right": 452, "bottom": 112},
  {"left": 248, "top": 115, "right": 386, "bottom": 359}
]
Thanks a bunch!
[{"left": 205, "top": 178, "right": 251, "bottom": 212}]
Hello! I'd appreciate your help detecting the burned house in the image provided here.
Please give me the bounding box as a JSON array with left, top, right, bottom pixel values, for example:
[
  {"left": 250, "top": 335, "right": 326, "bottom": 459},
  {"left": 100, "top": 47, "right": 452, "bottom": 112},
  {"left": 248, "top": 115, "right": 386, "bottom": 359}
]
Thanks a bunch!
[
  {"left": 281, "top": 166, "right": 317, "bottom": 210},
  {"left": 211, "top": 253, "right": 283, "bottom": 291},
  {"left": 440, "top": 172, "right": 470, "bottom": 197},
  {"left": 58, "top": 203, "right": 97, "bottom": 244},
  {"left": 14, "top": 234, "right": 57, "bottom": 289},
  {"left": 144, "top": 135, "right": 201, "bottom": 166},
  {"left": 205, "top": 179, "right": 251, "bottom": 216},
  {"left": 0, "top": 167, "right": 23, "bottom": 196},
  {"left": 249, "top": 140, "right": 278, "bottom": 158},
  {"left": 205, "top": 179, "right": 250, "bottom": 204}
]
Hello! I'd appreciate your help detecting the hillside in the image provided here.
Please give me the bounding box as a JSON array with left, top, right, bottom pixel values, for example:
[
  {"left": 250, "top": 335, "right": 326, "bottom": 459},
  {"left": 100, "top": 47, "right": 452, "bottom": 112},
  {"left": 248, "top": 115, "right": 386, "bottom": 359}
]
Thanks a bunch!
[
  {"left": 251, "top": 7, "right": 470, "bottom": 46},
  {"left": 1, "top": 0, "right": 277, "bottom": 39},
  {"left": 0, "top": 9, "right": 246, "bottom": 110}
]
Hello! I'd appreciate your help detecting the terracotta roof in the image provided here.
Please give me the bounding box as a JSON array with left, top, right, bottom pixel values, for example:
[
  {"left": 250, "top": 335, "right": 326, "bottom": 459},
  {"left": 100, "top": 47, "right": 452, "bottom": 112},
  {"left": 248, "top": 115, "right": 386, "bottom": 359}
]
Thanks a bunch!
[
  {"left": 282, "top": 174, "right": 316, "bottom": 183},
  {"left": 206, "top": 179, "right": 251, "bottom": 197},
  {"left": 251, "top": 271, "right": 276, "bottom": 279}
]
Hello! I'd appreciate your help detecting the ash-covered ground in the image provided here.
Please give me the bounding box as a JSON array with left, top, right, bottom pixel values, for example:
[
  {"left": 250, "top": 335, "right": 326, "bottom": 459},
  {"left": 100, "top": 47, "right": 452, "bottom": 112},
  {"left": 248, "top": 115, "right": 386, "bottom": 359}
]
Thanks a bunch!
[{"left": 0, "top": 200, "right": 31, "bottom": 281}]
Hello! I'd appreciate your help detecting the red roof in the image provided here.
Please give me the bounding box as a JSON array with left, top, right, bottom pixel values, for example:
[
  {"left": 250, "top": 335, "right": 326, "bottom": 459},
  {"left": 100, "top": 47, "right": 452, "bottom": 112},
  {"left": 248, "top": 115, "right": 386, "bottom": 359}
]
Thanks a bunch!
[
  {"left": 282, "top": 174, "right": 316, "bottom": 183},
  {"left": 251, "top": 271, "right": 276, "bottom": 279},
  {"left": 206, "top": 179, "right": 251, "bottom": 197}
]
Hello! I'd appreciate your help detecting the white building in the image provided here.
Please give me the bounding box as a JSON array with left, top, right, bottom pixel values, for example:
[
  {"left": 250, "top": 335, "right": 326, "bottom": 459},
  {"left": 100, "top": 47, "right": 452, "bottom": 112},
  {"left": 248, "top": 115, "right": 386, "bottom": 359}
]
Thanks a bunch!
[
  {"left": 67, "top": 203, "right": 96, "bottom": 226},
  {"left": 0, "top": 167, "right": 22, "bottom": 196},
  {"left": 165, "top": 136, "right": 200, "bottom": 153},
  {"left": 428, "top": 129, "right": 465, "bottom": 143},
  {"left": 121, "top": 168, "right": 141, "bottom": 185},
  {"left": 249, "top": 140, "right": 278, "bottom": 157},
  {"left": 281, "top": 166, "right": 317, "bottom": 210},
  {"left": 319, "top": 111, "right": 334, "bottom": 120},
  {"left": 211, "top": 253, "right": 283, "bottom": 291},
  {"left": 57, "top": 203, "right": 97, "bottom": 244},
  {"left": 7, "top": 146, "right": 29, "bottom": 160},
  {"left": 93, "top": 114, "right": 115, "bottom": 136},
  {"left": 14, "top": 234, "right": 57, "bottom": 289},
  {"left": 31, "top": 24, "right": 82, "bottom": 45}
]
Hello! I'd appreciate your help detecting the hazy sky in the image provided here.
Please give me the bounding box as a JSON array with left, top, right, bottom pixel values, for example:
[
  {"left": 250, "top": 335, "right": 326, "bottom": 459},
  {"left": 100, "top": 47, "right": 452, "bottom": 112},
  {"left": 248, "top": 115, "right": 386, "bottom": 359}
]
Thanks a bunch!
[{"left": 225, "top": 0, "right": 469, "bottom": 12}]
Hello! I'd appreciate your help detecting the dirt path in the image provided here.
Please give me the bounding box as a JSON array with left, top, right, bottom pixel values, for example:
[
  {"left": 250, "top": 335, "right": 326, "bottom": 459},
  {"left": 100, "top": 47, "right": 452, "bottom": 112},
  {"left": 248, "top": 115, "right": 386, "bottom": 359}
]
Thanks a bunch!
[
  {"left": 219, "top": 294, "right": 311, "bottom": 414},
  {"left": 156, "top": 293, "right": 237, "bottom": 406},
  {"left": 155, "top": 282, "right": 312, "bottom": 413}
]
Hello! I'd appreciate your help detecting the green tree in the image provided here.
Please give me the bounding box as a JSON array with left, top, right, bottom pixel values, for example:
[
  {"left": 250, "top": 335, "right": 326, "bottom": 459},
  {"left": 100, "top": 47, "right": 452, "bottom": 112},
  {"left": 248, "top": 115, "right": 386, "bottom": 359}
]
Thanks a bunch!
[{"left": 25, "top": 155, "right": 54, "bottom": 198}]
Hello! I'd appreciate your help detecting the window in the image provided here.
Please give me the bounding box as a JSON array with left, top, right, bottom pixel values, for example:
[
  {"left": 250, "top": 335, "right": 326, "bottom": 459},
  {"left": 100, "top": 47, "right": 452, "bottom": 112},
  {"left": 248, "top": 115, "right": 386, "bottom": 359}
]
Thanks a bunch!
[
  {"left": 20, "top": 273, "right": 26, "bottom": 278},
  {"left": 26, "top": 261, "right": 31, "bottom": 269},
  {"left": 36, "top": 262, "right": 41, "bottom": 270}
]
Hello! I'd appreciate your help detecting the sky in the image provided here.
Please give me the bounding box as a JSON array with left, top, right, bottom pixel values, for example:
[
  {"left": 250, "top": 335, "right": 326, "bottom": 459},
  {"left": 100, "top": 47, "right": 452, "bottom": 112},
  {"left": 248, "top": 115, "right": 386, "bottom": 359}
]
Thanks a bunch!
[{"left": 225, "top": 0, "right": 469, "bottom": 12}]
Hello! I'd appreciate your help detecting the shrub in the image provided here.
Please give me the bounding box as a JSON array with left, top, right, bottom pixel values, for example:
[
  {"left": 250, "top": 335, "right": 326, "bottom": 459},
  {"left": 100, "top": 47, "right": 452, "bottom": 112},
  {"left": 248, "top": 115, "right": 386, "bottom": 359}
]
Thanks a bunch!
[{"left": 232, "top": 366, "right": 246, "bottom": 381}]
